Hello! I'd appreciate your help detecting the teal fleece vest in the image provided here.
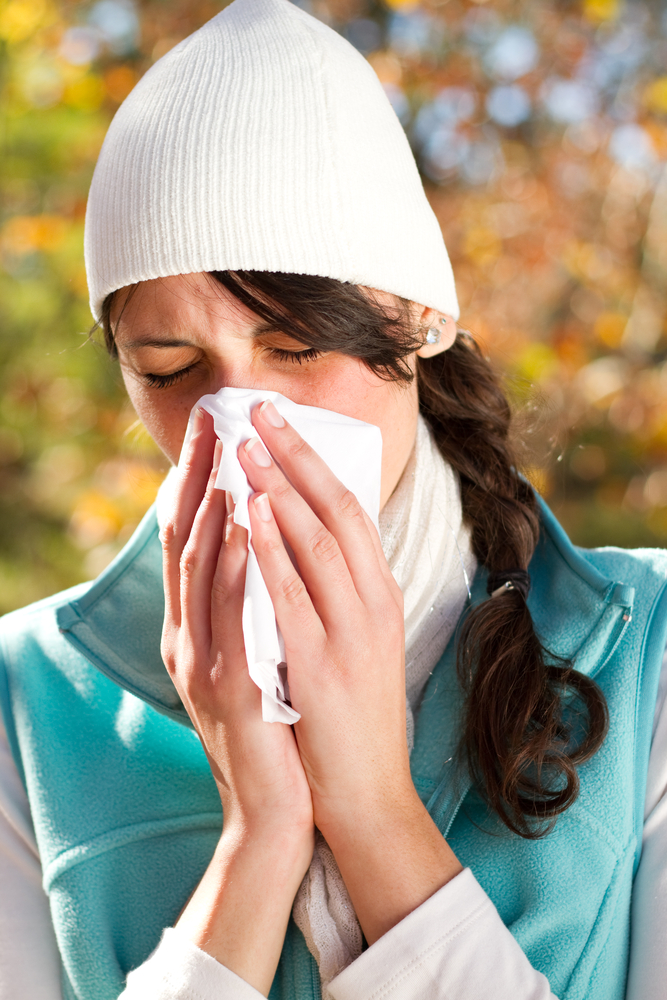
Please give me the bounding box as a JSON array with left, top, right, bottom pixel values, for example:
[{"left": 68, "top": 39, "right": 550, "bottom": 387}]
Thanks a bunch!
[{"left": 1, "top": 498, "right": 667, "bottom": 1000}]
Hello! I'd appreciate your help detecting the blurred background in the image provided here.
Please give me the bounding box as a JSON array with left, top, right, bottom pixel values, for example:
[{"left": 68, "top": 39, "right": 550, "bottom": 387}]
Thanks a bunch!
[{"left": 1, "top": 0, "right": 667, "bottom": 614}]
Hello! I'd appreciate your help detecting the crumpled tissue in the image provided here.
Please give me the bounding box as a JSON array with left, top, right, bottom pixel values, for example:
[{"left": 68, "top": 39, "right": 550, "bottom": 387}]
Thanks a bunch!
[{"left": 180, "top": 387, "right": 383, "bottom": 724}]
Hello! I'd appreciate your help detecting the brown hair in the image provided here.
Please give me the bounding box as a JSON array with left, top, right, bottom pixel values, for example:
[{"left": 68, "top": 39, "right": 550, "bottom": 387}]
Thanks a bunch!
[{"left": 101, "top": 270, "right": 608, "bottom": 838}]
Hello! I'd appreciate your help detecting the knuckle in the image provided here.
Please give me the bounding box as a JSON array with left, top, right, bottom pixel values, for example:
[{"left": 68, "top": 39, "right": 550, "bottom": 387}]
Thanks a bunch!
[
  {"left": 271, "top": 478, "right": 293, "bottom": 503},
  {"left": 285, "top": 434, "right": 311, "bottom": 462},
  {"left": 159, "top": 520, "right": 178, "bottom": 550},
  {"left": 180, "top": 545, "right": 198, "bottom": 579},
  {"left": 179, "top": 452, "right": 199, "bottom": 482},
  {"left": 210, "top": 572, "right": 236, "bottom": 607},
  {"left": 279, "top": 572, "right": 307, "bottom": 607},
  {"left": 160, "top": 642, "right": 175, "bottom": 675},
  {"left": 309, "top": 526, "right": 340, "bottom": 564},
  {"left": 263, "top": 534, "right": 284, "bottom": 558},
  {"left": 254, "top": 529, "right": 283, "bottom": 559},
  {"left": 160, "top": 639, "right": 186, "bottom": 685},
  {"left": 333, "top": 488, "right": 362, "bottom": 521},
  {"left": 160, "top": 518, "right": 192, "bottom": 557}
]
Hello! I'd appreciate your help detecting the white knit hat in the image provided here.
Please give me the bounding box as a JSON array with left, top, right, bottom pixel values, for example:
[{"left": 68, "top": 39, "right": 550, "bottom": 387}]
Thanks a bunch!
[{"left": 84, "top": 0, "right": 458, "bottom": 321}]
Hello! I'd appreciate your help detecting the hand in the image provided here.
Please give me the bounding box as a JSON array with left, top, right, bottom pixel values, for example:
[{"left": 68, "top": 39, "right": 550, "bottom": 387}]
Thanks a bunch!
[
  {"left": 160, "top": 406, "right": 314, "bottom": 840},
  {"left": 160, "top": 408, "right": 315, "bottom": 994},
  {"left": 241, "top": 400, "right": 410, "bottom": 831},
  {"left": 242, "top": 400, "right": 462, "bottom": 945}
]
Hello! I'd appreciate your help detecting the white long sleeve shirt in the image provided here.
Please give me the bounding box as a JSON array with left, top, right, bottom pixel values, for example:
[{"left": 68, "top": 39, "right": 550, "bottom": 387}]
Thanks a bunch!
[{"left": 1, "top": 656, "right": 666, "bottom": 1000}]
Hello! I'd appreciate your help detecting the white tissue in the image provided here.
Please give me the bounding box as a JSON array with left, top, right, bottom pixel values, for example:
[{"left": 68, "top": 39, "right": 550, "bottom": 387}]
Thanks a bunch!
[{"left": 180, "top": 387, "right": 383, "bottom": 724}]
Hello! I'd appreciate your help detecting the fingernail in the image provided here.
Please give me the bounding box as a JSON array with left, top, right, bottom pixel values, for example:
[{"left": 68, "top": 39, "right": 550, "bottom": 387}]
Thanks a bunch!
[
  {"left": 260, "top": 400, "right": 285, "bottom": 428},
  {"left": 212, "top": 438, "right": 222, "bottom": 475},
  {"left": 245, "top": 436, "right": 272, "bottom": 468},
  {"left": 225, "top": 490, "right": 233, "bottom": 516},
  {"left": 224, "top": 512, "right": 235, "bottom": 543},
  {"left": 254, "top": 493, "right": 273, "bottom": 522},
  {"left": 193, "top": 407, "right": 205, "bottom": 431}
]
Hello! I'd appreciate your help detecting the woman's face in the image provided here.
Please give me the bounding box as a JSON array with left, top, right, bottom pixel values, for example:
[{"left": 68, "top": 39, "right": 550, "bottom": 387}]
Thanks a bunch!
[{"left": 111, "top": 273, "right": 424, "bottom": 507}]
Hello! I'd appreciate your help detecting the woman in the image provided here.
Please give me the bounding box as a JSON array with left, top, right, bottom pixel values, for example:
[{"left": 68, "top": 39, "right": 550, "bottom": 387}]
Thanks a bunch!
[{"left": 1, "top": 1, "right": 666, "bottom": 998}]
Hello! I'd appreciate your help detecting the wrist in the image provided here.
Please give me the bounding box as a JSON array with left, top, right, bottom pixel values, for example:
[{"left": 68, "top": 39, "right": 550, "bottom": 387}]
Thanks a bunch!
[
  {"left": 312, "top": 774, "right": 419, "bottom": 845},
  {"left": 176, "top": 819, "right": 315, "bottom": 995},
  {"left": 219, "top": 813, "right": 314, "bottom": 878},
  {"left": 216, "top": 781, "right": 314, "bottom": 843},
  {"left": 314, "top": 789, "right": 462, "bottom": 946}
]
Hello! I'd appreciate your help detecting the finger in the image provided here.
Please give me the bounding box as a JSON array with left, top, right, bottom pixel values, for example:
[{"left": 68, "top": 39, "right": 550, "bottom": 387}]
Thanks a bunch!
[
  {"left": 179, "top": 439, "right": 227, "bottom": 647},
  {"left": 248, "top": 492, "right": 326, "bottom": 652},
  {"left": 240, "top": 438, "right": 362, "bottom": 628},
  {"left": 248, "top": 403, "right": 390, "bottom": 613},
  {"left": 209, "top": 502, "right": 248, "bottom": 655},
  {"left": 161, "top": 408, "right": 217, "bottom": 627},
  {"left": 361, "top": 509, "right": 404, "bottom": 612}
]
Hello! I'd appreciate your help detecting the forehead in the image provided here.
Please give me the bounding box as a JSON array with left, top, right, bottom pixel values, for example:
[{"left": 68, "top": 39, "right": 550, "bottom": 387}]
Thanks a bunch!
[{"left": 111, "top": 273, "right": 260, "bottom": 344}]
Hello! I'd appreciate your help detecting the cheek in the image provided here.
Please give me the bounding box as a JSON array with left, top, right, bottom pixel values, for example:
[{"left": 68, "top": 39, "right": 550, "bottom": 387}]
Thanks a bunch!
[
  {"left": 289, "top": 358, "right": 385, "bottom": 414},
  {"left": 121, "top": 372, "right": 194, "bottom": 465},
  {"left": 308, "top": 360, "right": 416, "bottom": 429}
]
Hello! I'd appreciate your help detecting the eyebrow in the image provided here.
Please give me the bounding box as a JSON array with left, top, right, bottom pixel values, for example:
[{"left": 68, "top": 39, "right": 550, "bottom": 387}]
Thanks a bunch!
[
  {"left": 120, "top": 324, "right": 294, "bottom": 351},
  {"left": 122, "top": 338, "right": 198, "bottom": 349}
]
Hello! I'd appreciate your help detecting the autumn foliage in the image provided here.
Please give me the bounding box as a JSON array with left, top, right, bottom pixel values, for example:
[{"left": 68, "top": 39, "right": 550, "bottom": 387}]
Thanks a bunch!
[{"left": 1, "top": 0, "right": 666, "bottom": 611}]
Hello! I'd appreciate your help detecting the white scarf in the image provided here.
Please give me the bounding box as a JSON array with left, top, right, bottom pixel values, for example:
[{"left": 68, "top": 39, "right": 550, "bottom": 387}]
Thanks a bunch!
[{"left": 292, "top": 415, "right": 477, "bottom": 995}]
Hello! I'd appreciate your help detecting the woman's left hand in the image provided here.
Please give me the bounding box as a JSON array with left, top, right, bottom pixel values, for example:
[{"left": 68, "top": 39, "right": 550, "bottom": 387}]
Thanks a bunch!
[
  {"left": 241, "top": 400, "right": 463, "bottom": 944},
  {"left": 242, "top": 400, "right": 408, "bottom": 824}
]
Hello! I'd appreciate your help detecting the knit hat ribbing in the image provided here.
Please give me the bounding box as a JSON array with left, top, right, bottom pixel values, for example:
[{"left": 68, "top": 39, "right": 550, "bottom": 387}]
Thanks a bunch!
[{"left": 84, "top": 0, "right": 459, "bottom": 321}]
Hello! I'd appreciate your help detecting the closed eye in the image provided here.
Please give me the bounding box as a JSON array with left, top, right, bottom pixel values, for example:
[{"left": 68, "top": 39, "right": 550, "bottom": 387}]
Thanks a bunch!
[
  {"left": 266, "top": 347, "right": 322, "bottom": 364},
  {"left": 141, "top": 346, "right": 323, "bottom": 388},
  {"left": 142, "top": 364, "right": 197, "bottom": 388}
]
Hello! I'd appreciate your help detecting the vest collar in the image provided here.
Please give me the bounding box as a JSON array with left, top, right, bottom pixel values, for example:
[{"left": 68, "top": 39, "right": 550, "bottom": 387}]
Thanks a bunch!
[
  {"left": 523, "top": 499, "right": 634, "bottom": 676},
  {"left": 56, "top": 497, "right": 635, "bottom": 728},
  {"left": 56, "top": 506, "right": 184, "bottom": 724}
]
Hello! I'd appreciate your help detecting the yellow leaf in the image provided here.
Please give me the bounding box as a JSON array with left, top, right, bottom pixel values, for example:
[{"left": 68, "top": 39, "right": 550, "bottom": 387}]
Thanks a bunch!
[
  {"left": 63, "top": 74, "right": 105, "bottom": 112},
  {"left": 594, "top": 312, "right": 627, "bottom": 349},
  {"left": 367, "top": 51, "right": 402, "bottom": 86},
  {"left": 462, "top": 226, "right": 502, "bottom": 267},
  {"left": 0, "top": 0, "right": 50, "bottom": 44},
  {"left": 583, "top": 0, "right": 619, "bottom": 23},
  {"left": 124, "top": 464, "right": 166, "bottom": 507},
  {"left": 516, "top": 342, "right": 559, "bottom": 382},
  {"left": 1, "top": 214, "right": 68, "bottom": 255},
  {"left": 69, "top": 491, "right": 124, "bottom": 549},
  {"left": 104, "top": 65, "right": 138, "bottom": 104},
  {"left": 643, "top": 121, "right": 667, "bottom": 158},
  {"left": 644, "top": 78, "right": 667, "bottom": 115}
]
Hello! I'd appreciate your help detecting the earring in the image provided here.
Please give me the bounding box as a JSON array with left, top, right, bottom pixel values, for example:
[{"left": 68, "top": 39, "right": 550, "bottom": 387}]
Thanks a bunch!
[{"left": 426, "top": 327, "right": 441, "bottom": 345}]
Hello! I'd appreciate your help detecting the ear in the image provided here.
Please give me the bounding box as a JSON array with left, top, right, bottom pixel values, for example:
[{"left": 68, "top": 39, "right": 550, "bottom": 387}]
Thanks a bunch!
[{"left": 415, "top": 309, "right": 457, "bottom": 358}]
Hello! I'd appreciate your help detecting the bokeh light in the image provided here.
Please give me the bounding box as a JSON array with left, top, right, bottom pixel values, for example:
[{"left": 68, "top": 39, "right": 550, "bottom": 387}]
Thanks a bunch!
[{"left": 1, "top": 0, "right": 667, "bottom": 613}]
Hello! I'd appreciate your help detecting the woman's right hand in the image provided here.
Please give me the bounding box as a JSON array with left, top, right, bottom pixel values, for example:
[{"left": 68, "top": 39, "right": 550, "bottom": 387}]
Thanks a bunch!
[{"left": 159, "top": 408, "right": 314, "bottom": 994}]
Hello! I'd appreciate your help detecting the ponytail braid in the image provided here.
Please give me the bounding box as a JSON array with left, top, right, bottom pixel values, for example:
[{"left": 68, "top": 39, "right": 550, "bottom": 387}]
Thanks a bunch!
[{"left": 418, "top": 333, "right": 608, "bottom": 837}]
